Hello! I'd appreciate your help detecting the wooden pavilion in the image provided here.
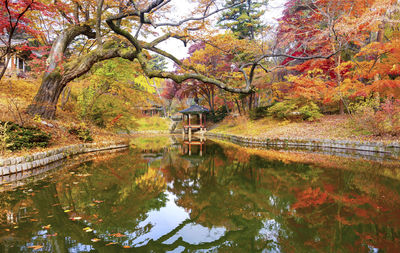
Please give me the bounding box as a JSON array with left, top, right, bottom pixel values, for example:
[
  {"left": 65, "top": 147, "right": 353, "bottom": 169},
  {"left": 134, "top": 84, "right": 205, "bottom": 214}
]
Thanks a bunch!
[{"left": 179, "top": 104, "right": 209, "bottom": 138}]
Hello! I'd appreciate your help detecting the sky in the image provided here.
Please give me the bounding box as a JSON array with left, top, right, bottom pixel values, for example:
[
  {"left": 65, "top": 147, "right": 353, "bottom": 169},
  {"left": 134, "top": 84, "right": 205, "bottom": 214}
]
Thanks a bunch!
[{"left": 157, "top": 0, "right": 288, "bottom": 70}]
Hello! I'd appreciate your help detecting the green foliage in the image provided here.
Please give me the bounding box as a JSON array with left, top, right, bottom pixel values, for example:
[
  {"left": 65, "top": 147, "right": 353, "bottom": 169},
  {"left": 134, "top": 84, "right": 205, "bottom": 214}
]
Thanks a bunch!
[
  {"left": 298, "top": 103, "right": 323, "bottom": 121},
  {"left": 76, "top": 58, "right": 147, "bottom": 131},
  {"left": 134, "top": 117, "right": 169, "bottom": 131},
  {"left": 269, "top": 100, "right": 322, "bottom": 121},
  {"left": 208, "top": 106, "right": 229, "bottom": 123},
  {"left": 148, "top": 54, "right": 168, "bottom": 71},
  {"left": 218, "top": 0, "right": 268, "bottom": 39},
  {"left": 249, "top": 106, "right": 269, "bottom": 120},
  {"left": 0, "top": 121, "right": 51, "bottom": 151},
  {"left": 68, "top": 123, "right": 93, "bottom": 142}
]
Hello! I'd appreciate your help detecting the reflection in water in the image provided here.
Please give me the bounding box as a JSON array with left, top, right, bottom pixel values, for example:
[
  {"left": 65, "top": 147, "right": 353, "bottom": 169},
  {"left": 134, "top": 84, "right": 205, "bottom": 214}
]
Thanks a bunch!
[
  {"left": 0, "top": 137, "right": 400, "bottom": 252},
  {"left": 181, "top": 136, "right": 206, "bottom": 156}
]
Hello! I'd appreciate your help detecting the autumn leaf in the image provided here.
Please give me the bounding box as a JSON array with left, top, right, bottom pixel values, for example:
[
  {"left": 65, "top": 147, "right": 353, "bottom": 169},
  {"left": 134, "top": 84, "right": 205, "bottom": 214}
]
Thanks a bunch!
[
  {"left": 28, "top": 245, "right": 43, "bottom": 250},
  {"left": 91, "top": 238, "right": 101, "bottom": 242},
  {"left": 83, "top": 227, "right": 93, "bottom": 232},
  {"left": 42, "top": 224, "right": 51, "bottom": 230},
  {"left": 106, "top": 242, "right": 117, "bottom": 246},
  {"left": 109, "top": 233, "right": 126, "bottom": 237}
]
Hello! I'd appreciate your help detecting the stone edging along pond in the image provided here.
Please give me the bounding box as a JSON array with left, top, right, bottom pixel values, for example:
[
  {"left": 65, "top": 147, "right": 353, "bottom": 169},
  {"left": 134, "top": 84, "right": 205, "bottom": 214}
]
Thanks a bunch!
[
  {"left": 205, "top": 132, "right": 400, "bottom": 157},
  {"left": 0, "top": 141, "right": 129, "bottom": 176}
]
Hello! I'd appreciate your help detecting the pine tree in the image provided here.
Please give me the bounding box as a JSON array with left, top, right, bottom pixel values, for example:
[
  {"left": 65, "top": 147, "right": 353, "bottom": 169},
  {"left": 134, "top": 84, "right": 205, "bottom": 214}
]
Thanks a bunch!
[{"left": 218, "top": 0, "right": 268, "bottom": 40}]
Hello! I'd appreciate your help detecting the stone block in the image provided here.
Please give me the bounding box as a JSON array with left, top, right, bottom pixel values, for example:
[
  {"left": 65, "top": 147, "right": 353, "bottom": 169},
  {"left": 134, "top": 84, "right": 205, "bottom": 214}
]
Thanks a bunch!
[{"left": 9, "top": 165, "right": 16, "bottom": 174}]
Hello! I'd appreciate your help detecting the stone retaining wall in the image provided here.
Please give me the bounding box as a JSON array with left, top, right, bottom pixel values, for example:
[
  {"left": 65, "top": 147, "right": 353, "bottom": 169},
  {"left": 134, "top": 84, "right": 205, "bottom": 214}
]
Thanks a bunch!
[
  {"left": 0, "top": 147, "right": 127, "bottom": 191},
  {"left": 0, "top": 141, "right": 129, "bottom": 176},
  {"left": 206, "top": 132, "right": 400, "bottom": 158},
  {"left": 129, "top": 130, "right": 170, "bottom": 134}
]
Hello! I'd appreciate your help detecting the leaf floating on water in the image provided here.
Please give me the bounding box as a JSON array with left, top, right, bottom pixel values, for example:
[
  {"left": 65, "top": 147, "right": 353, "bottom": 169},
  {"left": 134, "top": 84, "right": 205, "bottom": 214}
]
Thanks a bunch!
[
  {"left": 42, "top": 224, "right": 51, "bottom": 230},
  {"left": 91, "top": 238, "right": 101, "bottom": 242},
  {"left": 77, "top": 173, "right": 91, "bottom": 177},
  {"left": 73, "top": 182, "right": 79, "bottom": 185},
  {"left": 109, "top": 233, "right": 126, "bottom": 238},
  {"left": 64, "top": 210, "right": 71, "bottom": 213},
  {"left": 106, "top": 242, "right": 117, "bottom": 246},
  {"left": 47, "top": 233, "right": 58, "bottom": 237},
  {"left": 123, "top": 245, "right": 131, "bottom": 248},
  {"left": 51, "top": 203, "right": 60, "bottom": 207},
  {"left": 83, "top": 227, "right": 93, "bottom": 232},
  {"left": 28, "top": 245, "right": 43, "bottom": 250},
  {"left": 93, "top": 200, "right": 103, "bottom": 203},
  {"left": 30, "top": 219, "right": 38, "bottom": 222},
  {"left": 71, "top": 217, "right": 82, "bottom": 221},
  {"left": 89, "top": 203, "right": 96, "bottom": 207}
]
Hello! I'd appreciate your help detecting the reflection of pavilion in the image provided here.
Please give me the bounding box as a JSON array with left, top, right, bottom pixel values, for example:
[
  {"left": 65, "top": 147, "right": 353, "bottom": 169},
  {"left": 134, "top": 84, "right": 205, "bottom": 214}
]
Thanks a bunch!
[{"left": 181, "top": 137, "right": 206, "bottom": 156}]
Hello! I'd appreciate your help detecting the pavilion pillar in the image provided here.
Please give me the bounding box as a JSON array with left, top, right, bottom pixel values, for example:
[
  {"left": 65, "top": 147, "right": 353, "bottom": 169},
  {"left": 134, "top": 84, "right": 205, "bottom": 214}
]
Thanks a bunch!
[{"left": 200, "top": 113, "right": 203, "bottom": 128}]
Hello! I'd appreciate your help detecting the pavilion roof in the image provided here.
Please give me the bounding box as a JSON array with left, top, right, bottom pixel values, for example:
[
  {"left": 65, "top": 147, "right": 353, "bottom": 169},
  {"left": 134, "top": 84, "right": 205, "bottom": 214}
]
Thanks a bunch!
[{"left": 179, "top": 104, "right": 209, "bottom": 114}]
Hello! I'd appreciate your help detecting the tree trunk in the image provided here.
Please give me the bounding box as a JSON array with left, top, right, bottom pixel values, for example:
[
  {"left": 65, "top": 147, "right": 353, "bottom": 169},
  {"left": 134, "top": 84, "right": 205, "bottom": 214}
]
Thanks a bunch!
[
  {"left": 0, "top": 55, "right": 11, "bottom": 81},
  {"left": 28, "top": 74, "right": 66, "bottom": 118},
  {"left": 27, "top": 25, "right": 137, "bottom": 119},
  {"left": 339, "top": 99, "right": 344, "bottom": 115},
  {"left": 235, "top": 98, "right": 241, "bottom": 115}
]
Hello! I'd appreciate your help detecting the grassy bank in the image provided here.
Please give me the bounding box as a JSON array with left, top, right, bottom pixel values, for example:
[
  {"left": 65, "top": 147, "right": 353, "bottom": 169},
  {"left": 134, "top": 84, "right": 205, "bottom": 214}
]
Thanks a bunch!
[
  {"left": 0, "top": 78, "right": 168, "bottom": 158},
  {"left": 210, "top": 115, "right": 399, "bottom": 143}
]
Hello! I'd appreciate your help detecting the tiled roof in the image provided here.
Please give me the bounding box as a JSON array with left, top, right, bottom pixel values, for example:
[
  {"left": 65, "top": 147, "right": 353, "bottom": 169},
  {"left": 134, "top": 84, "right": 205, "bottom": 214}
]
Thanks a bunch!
[{"left": 179, "top": 104, "right": 209, "bottom": 114}]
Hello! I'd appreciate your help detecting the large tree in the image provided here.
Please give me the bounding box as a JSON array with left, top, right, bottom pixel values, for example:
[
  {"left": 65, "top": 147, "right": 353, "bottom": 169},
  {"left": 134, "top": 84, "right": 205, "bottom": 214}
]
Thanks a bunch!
[{"left": 27, "top": 0, "right": 339, "bottom": 119}]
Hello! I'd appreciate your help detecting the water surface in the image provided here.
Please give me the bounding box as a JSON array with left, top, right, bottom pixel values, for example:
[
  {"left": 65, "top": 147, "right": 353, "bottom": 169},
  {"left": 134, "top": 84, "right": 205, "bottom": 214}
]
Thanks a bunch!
[{"left": 0, "top": 136, "right": 399, "bottom": 252}]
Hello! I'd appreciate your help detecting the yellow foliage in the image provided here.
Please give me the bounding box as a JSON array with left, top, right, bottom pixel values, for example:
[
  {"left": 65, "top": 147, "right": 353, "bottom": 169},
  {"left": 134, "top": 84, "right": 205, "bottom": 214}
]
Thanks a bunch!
[{"left": 135, "top": 168, "right": 166, "bottom": 191}]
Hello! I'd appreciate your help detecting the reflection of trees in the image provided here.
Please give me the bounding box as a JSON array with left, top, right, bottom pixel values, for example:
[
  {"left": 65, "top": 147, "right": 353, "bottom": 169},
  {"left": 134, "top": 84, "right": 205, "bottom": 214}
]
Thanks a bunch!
[
  {"left": 1, "top": 139, "right": 400, "bottom": 252},
  {"left": 165, "top": 141, "right": 400, "bottom": 252}
]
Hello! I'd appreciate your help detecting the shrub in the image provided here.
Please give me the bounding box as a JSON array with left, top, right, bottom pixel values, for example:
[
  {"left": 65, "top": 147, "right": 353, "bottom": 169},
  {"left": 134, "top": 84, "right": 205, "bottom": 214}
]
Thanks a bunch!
[
  {"left": 249, "top": 106, "right": 269, "bottom": 120},
  {"left": 0, "top": 121, "right": 51, "bottom": 151},
  {"left": 298, "top": 103, "right": 323, "bottom": 121},
  {"left": 349, "top": 97, "right": 400, "bottom": 136},
  {"left": 208, "top": 106, "right": 229, "bottom": 123},
  {"left": 0, "top": 122, "right": 12, "bottom": 154},
  {"left": 268, "top": 100, "right": 322, "bottom": 121},
  {"left": 68, "top": 123, "right": 93, "bottom": 142}
]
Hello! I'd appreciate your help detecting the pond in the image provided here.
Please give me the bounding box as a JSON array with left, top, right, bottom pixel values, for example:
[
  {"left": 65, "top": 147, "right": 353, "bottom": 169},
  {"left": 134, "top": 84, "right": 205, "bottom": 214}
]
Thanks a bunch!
[{"left": 0, "top": 136, "right": 400, "bottom": 252}]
